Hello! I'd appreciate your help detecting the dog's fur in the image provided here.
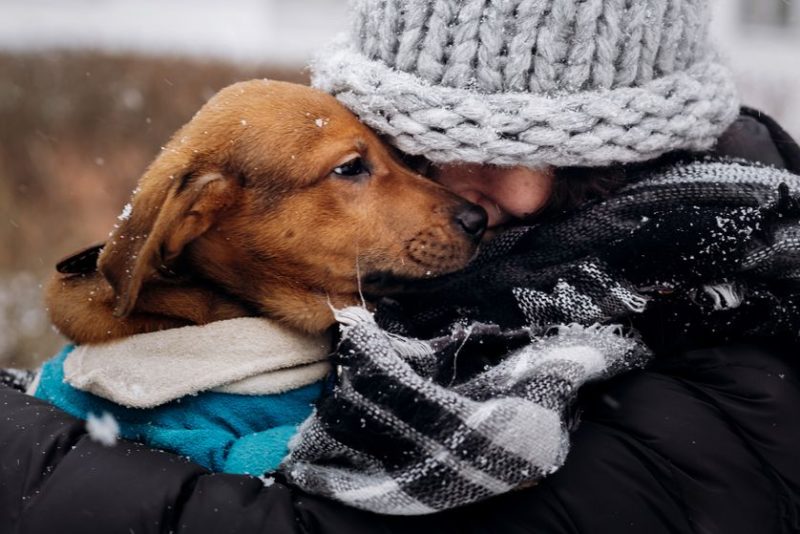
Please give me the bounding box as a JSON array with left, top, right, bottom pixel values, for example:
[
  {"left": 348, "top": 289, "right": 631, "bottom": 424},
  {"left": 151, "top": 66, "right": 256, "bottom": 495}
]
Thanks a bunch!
[{"left": 46, "top": 80, "right": 484, "bottom": 345}]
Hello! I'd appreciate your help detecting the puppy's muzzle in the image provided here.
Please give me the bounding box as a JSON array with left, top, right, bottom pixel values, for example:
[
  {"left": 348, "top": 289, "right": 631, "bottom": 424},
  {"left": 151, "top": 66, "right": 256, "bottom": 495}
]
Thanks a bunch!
[{"left": 453, "top": 203, "right": 488, "bottom": 242}]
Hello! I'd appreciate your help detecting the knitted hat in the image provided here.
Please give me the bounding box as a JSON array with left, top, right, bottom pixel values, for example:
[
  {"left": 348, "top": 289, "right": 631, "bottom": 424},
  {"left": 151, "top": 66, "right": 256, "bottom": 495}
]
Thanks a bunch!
[{"left": 311, "top": 0, "right": 740, "bottom": 168}]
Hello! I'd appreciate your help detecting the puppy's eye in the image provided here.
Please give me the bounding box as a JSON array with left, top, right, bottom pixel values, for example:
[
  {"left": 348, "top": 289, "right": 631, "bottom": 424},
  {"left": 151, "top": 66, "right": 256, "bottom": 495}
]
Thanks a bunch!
[{"left": 332, "top": 157, "right": 368, "bottom": 178}]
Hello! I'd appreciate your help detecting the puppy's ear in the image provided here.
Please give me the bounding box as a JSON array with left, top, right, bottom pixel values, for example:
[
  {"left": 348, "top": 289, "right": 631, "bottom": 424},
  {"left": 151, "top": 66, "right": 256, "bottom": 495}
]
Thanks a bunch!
[{"left": 98, "top": 166, "right": 238, "bottom": 318}]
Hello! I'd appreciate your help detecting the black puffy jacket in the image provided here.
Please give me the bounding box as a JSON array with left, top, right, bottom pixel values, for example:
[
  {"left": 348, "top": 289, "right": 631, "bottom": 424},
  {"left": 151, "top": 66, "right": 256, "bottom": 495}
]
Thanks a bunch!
[{"left": 2, "top": 109, "right": 800, "bottom": 534}]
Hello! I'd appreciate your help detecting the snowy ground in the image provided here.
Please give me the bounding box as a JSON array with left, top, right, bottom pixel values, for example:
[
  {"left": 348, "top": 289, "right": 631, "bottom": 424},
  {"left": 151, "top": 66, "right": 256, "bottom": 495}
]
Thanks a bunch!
[{"left": 0, "top": 0, "right": 346, "bottom": 66}]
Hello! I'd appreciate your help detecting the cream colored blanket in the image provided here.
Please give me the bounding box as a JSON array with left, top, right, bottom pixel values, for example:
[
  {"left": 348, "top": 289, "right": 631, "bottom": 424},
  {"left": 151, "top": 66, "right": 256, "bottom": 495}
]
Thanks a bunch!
[{"left": 60, "top": 318, "right": 332, "bottom": 408}]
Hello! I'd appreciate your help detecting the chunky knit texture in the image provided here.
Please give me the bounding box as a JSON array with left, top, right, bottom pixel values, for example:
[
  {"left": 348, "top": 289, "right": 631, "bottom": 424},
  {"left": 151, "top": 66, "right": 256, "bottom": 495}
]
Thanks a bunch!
[
  {"left": 282, "top": 159, "right": 800, "bottom": 514},
  {"left": 311, "top": 0, "right": 740, "bottom": 168}
]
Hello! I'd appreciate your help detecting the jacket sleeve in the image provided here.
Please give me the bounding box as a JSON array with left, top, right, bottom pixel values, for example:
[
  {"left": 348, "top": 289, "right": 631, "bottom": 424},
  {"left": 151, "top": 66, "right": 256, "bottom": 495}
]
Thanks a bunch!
[
  {"left": 473, "top": 342, "right": 800, "bottom": 534},
  {"left": 0, "top": 385, "right": 302, "bottom": 534},
  {"left": 0, "top": 384, "right": 461, "bottom": 534}
]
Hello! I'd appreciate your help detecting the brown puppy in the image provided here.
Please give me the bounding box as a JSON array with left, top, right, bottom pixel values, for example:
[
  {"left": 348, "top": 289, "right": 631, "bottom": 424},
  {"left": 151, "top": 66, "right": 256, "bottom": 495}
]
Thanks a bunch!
[{"left": 46, "top": 80, "right": 486, "bottom": 345}]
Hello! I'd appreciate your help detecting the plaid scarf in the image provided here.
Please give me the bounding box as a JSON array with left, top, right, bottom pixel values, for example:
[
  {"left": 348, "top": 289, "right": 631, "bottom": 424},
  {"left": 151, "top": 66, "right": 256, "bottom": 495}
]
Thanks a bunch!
[{"left": 281, "top": 158, "right": 800, "bottom": 515}]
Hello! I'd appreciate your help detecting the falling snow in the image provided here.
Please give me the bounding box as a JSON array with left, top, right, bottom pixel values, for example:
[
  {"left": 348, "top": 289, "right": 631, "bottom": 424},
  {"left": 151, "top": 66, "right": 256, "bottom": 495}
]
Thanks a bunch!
[
  {"left": 86, "top": 412, "right": 120, "bottom": 446},
  {"left": 118, "top": 203, "right": 133, "bottom": 221}
]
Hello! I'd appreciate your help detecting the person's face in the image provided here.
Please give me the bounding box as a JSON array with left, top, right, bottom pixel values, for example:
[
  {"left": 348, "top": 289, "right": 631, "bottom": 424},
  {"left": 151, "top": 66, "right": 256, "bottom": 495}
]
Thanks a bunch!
[{"left": 429, "top": 163, "right": 555, "bottom": 229}]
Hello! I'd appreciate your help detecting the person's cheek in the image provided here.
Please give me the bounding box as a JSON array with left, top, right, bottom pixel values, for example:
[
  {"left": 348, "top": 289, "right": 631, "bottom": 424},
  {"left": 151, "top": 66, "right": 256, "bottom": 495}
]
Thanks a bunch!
[{"left": 491, "top": 169, "right": 554, "bottom": 220}]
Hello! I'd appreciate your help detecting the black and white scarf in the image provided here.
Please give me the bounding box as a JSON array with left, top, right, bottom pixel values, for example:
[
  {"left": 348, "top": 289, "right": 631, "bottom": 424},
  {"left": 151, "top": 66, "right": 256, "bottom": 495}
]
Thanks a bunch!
[{"left": 280, "top": 158, "right": 800, "bottom": 515}]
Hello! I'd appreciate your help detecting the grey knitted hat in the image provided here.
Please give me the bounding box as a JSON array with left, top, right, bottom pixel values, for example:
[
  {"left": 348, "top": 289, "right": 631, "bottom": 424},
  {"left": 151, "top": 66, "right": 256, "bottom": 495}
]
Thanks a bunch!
[{"left": 311, "top": 0, "right": 740, "bottom": 168}]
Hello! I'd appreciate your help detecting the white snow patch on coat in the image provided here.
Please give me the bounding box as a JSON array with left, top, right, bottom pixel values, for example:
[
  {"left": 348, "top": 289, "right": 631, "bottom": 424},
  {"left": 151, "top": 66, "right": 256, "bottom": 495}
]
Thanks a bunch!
[{"left": 86, "top": 412, "right": 120, "bottom": 446}]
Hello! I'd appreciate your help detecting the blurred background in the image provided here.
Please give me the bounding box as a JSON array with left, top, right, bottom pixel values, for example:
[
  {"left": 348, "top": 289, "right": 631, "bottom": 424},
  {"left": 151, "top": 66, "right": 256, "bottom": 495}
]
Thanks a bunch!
[{"left": 1, "top": 0, "right": 798, "bottom": 368}]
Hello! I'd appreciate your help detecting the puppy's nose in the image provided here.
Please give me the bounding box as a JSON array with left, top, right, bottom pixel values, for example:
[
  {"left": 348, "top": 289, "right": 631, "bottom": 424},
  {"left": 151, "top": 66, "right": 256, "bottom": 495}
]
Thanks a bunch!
[{"left": 454, "top": 204, "right": 488, "bottom": 239}]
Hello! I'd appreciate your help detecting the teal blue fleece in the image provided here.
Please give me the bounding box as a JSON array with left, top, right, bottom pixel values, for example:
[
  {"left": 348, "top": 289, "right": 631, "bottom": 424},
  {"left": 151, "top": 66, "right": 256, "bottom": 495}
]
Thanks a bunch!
[{"left": 34, "top": 345, "right": 321, "bottom": 474}]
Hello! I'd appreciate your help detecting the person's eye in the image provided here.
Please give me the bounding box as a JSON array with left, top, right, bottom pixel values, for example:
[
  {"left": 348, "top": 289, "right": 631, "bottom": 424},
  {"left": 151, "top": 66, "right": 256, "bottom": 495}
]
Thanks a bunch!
[{"left": 332, "top": 157, "right": 369, "bottom": 178}]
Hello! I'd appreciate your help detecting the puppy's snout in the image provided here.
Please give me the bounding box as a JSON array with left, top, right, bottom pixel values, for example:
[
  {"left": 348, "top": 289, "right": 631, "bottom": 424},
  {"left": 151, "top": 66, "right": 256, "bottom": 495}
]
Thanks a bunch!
[{"left": 454, "top": 204, "right": 488, "bottom": 240}]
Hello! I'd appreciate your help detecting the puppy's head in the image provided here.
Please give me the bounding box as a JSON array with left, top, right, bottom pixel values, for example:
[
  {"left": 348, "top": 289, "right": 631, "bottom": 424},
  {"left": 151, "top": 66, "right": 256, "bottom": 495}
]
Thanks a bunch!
[{"left": 99, "top": 80, "right": 485, "bottom": 331}]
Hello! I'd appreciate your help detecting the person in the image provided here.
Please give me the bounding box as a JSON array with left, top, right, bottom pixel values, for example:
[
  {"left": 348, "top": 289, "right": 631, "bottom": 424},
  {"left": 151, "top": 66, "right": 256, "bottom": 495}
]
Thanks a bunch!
[{"left": 3, "top": 0, "right": 800, "bottom": 532}]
